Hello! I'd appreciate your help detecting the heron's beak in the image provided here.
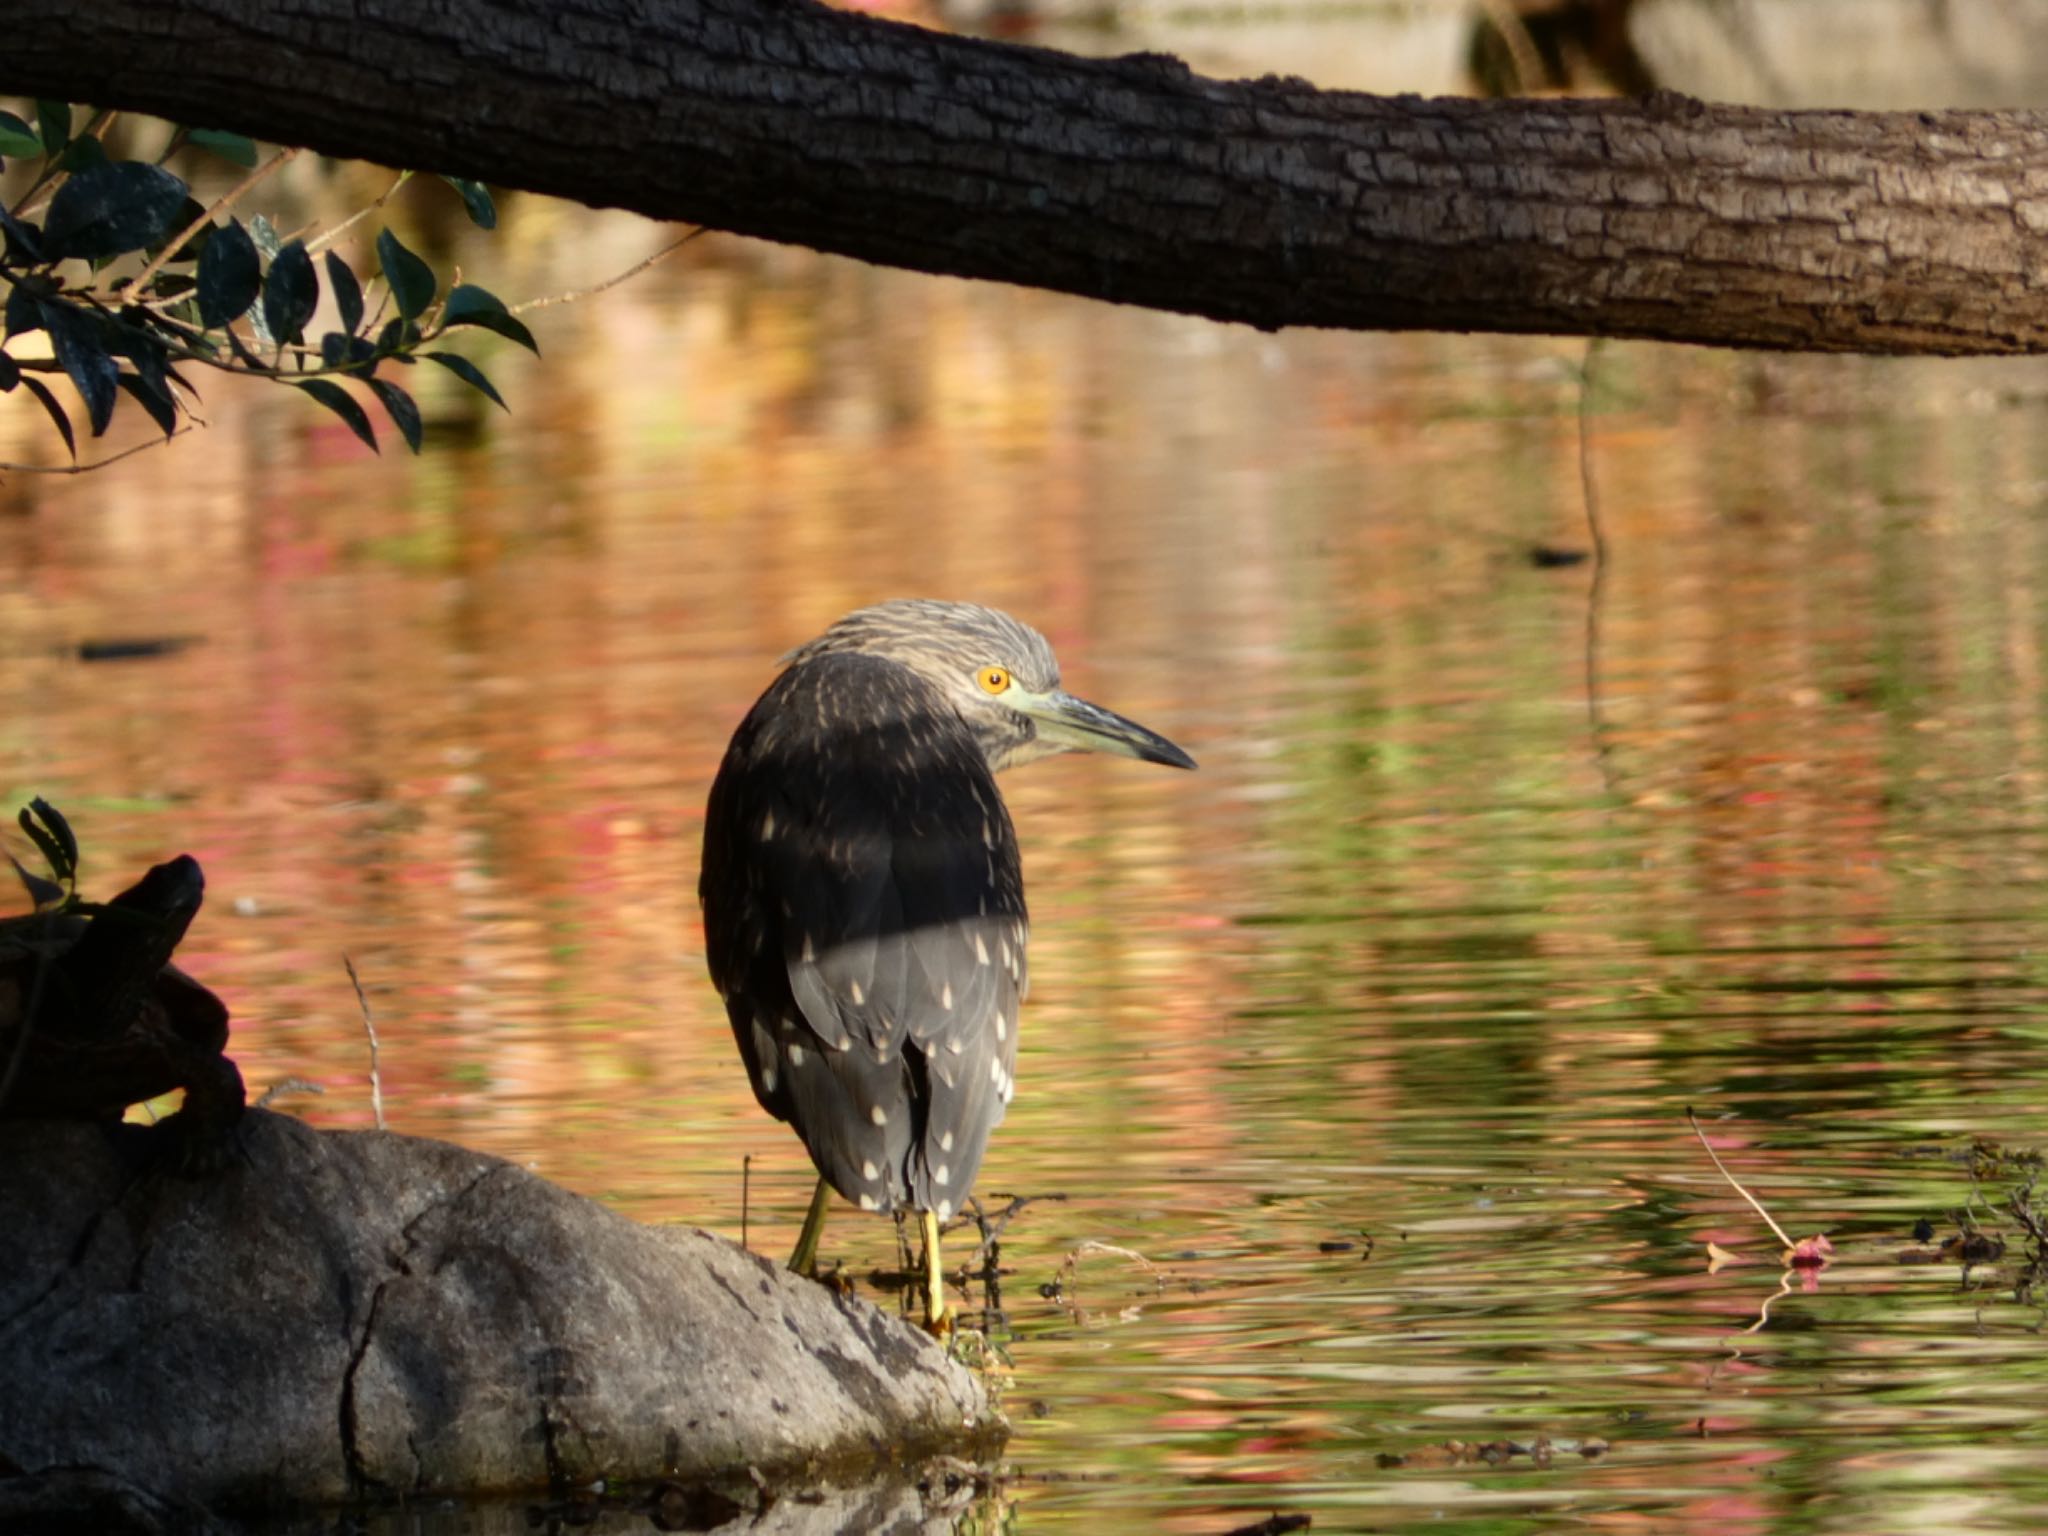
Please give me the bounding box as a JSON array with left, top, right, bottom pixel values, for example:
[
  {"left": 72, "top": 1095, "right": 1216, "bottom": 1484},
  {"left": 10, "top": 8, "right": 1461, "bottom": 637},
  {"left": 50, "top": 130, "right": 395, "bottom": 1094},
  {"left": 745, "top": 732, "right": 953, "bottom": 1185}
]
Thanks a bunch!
[{"left": 1017, "top": 689, "right": 1197, "bottom": 769}]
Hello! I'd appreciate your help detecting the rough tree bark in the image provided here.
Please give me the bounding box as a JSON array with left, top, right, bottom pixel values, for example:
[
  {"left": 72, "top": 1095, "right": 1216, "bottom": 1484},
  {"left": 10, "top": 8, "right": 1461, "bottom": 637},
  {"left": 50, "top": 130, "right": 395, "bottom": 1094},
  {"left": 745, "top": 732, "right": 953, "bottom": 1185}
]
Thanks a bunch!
[{"left": 9, "top": 0, "right": 2048, "bottom": 354}]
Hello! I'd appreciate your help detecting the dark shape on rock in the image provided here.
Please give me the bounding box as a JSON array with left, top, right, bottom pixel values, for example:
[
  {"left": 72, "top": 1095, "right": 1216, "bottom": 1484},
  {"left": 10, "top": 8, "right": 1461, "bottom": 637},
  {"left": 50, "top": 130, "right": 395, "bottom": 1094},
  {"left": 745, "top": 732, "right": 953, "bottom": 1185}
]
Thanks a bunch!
[
  {"left": 0, "top": 854, "right": 244, "bottom": 1167},
  {"left": 0, "top": 1111, "right": 1000, "bottom": 1527}
]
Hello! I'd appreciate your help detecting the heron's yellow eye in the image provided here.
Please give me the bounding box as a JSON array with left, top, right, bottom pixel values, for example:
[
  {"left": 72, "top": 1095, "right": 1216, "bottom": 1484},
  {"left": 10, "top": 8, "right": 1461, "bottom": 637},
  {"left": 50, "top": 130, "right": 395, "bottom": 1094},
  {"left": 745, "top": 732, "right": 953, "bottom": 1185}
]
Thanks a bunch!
[{"left": 977, "top": 666, "right": 1012, "bottom": 695}]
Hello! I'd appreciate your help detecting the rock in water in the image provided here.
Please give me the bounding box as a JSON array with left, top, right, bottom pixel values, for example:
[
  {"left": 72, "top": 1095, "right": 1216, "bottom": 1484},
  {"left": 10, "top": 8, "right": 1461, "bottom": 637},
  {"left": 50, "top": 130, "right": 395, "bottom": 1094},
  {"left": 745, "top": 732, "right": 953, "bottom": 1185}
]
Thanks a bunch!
[{"left": 0, "top": 1111, "right": 999, "bottom": 1522}]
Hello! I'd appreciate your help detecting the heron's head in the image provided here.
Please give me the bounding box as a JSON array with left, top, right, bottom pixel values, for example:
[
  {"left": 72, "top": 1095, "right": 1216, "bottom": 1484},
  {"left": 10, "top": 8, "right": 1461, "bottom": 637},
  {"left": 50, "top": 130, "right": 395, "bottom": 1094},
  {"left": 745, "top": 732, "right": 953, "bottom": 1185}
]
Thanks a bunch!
[{"left": 784, "top": 600, "right": 1196, "bottom": 774}]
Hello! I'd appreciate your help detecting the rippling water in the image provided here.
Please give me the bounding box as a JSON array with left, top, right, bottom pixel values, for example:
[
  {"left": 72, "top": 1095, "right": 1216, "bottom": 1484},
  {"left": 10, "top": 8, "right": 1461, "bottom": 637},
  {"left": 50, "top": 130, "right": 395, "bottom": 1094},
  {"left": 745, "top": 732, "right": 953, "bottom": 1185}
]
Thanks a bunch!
[{"left": 11, "top": 17, "right": 2048, "bottom": 1532}]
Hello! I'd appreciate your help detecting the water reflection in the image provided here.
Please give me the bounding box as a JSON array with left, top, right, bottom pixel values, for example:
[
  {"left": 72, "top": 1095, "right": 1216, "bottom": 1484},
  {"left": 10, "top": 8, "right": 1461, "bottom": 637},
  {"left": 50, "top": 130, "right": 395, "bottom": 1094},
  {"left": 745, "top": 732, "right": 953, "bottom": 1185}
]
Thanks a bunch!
[{"left": 9, "top": 21, "right": 2048, "bottom": 1536}]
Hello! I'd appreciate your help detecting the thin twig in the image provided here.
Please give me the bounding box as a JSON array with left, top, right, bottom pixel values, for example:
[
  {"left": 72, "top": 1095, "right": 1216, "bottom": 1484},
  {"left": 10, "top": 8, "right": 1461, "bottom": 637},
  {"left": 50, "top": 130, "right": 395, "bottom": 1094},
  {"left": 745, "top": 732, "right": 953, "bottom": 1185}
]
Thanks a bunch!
[
  {"left": 1741, "top": 1270, "right": 1794, "bottom": 1335},
  {"left": 512, "top": 229, "right": 704, "bottom": 315},
  {"left": 1052, "top": 1239, "right": 1163, "bottom": 1299},
  {"left": 127, "top": 147, "right": 301, "bottom": 298},
  {"left": 1577, "top": 336, "right": 1618, "bottom": 796},
  {"left": 255, "top": 1076, "right": 326, "bottom": 1109},
  {"left": 0, "top": 426, "right": 197, "bottom": 475},
  {"left": 956, "top": 1190, "right": 1065, "bottom": 1265},
  {"left": 1687, "top": 1106, "right": 1795, "bottom": 1250},
  {"left": 306, "top": 169, "right": 413, "bottom": 255},
  {"left": 742, "top": 1153, "right": 752, "bottom": 1253},
  {"left": 343, "top": 955, "right": 386, "bottom": 1131},
  {"left": 1475, "top": 0, "right": 1546, "bottom": 93}
]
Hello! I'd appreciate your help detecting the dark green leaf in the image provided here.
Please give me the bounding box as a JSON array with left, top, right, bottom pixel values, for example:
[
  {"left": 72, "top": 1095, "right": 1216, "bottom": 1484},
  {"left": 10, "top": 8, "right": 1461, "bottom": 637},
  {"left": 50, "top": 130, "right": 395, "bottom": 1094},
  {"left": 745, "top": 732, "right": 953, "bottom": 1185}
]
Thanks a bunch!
[
  {"left": 196, "top": 218, "right": 260, "bottom": 327},
  {"left": 421, "top": 350, "right": 507, "bottom": 411},
  {"left": 261, "top": 239, "right": 319, "bottom": 346},
  {"left": 247, "top": 213, "right": 281, "bottom": 261},
  {"left": 57, "top": 136, "right": 107, "bottom": 174},
  {"left": 372, "top": 316, "right": 422, "bottom": 357},
  {"left": 19, "top": 802, "right": 74, "bottom": 880},
  {"left": 316, "top": 332, "right": 382, "bottom": 377},
  {"left": 30, "top": 794, "right": 77, "bottom": 876},
  {"left": 375, "top": 228, "right": 436, "bottom": 321},
  {"left": 17, "top": 823, "right": 67, "bottom": 884},
  {"left": 17, "top": 820, "right": 64, "bottom": 883},
  {"left": 117, "top": 372, "right": 178, "bottom": 438},
  {"left": 5, "top": 284, "right": 44, "bottom": 340},
  {"left": 440, "top": 176, "right": 497, "bottom": 230},
  {"left": 147, "top": 196, "right": 210, "bottom": 265},
  {"left": 0, "top": 352, "right": 16, "bottom": 391},
  {"left": 111, "top": 311, "right": 172, "bottom": 402},
  {"left": 39, "top": 301, "right": 118, "bottom": 436},
  {"left": 187, "top": 128, "right": 258, "bottom": 168},
  {"left": 296, "top": 379, "right": 378, "bottom": 453},
  {"left": 439, "top": 285, "right": 538, "bottom": 353},
  {"left": 0, "top": 112, "right": 40, "bottom": 158},
  {"left": 325, "top": 251, "right": 364, "bottom": 335},
  {"left": 0, "top": 207, "right": 42, "bottom": 264},
  {"left": 26, "top": 799, "right": 78, "bottom": 876},
  {"left": 41, "top": 161, "right": 188, "bottom": 262},
  {"left": 9, "top": 855, "right": 66, "bottom": 912},
  {"left": 226, "top": 326, "right": 271, "bottom": 372},
  {"left": 366, "top": 378, "right": 422, "bottom": 453},
  {"left": 35, "top": 101, "right": 71, "bottom": 156},
  {"left": 18, "top": 376, "right": 75, "bottom": 460}
]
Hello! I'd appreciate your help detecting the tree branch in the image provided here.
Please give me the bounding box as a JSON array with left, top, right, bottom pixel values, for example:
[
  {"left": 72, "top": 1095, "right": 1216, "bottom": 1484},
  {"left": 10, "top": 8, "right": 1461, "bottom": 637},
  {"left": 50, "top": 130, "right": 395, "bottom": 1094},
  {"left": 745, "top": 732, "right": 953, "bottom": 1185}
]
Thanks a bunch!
[{"left": 9, "top": 0, "right": 2048, "bottom": 354}]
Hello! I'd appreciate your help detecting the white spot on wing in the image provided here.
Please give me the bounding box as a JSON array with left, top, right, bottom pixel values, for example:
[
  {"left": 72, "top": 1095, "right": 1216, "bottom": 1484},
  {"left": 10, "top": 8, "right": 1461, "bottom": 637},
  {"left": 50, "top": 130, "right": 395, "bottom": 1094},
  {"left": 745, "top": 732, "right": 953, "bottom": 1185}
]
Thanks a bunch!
[
  {"left": 934, "top": 1164, "right": 951, "bottom": 1186},
  {"left": 863, "top": 1159, "right": 879, "bottom": 1180},
  {"left": 850, "top": 979, "right": 865, "bottom": 1005},
  {"left": 759, "top": 810, "right": 776, "bottom": 840},
  {"left": 859, "top": 1193, "right": 879, "bottom": 1211},
  {"left": 788, "top": 1044, "right": 805, "bottom": 1067},
  {"left": 940, "top": 1130, "right": 954, "bottom": 1152},
  {"left": 936, "top": 1199, "right": 954, "bottom": 1220},
  {"left": 761, "top": 1065, "right": 778, "bottom": 1093},
  {"left": 995, "top": 1013, "right": 1007, "bottom": 1041},
  {"left": 974, "top": 934, "right": 989, "bottom": 965},
  {"left": 800, "top": 933, "right": 815, "bottom": 964},
  {"left": 870, "top": 1105, "right": 888, "bottom": 1126},
  {"left": 941, "top": 982, "right": 954, "bottom": 1010}
]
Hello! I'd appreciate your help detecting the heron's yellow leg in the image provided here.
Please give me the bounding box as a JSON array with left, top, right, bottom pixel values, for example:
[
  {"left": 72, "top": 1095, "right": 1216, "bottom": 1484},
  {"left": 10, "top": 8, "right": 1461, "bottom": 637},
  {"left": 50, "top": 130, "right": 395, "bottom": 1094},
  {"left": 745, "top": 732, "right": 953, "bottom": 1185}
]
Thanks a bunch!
[
  {"left": 789, "top": 1176, "right": 832, "bottom": 1275},
  {"left": 921, "top": 1208, "right": 952, "bottom": 1332}
]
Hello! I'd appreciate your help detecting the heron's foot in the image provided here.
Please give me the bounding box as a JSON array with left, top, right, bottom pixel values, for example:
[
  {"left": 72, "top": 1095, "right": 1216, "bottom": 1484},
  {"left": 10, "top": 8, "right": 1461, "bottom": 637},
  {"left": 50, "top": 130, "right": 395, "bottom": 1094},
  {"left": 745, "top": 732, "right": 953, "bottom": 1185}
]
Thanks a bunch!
[{"left": 921, "top": 1302, "right": 955, "bottom": 1339}]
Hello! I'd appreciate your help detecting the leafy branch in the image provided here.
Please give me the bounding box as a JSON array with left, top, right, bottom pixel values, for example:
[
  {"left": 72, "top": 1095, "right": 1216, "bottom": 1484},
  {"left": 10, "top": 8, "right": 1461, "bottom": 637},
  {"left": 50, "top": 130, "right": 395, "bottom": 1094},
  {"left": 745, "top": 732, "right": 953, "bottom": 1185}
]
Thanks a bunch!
[{"left": 0, "top": 98, "right": 528, "bottom": 461}]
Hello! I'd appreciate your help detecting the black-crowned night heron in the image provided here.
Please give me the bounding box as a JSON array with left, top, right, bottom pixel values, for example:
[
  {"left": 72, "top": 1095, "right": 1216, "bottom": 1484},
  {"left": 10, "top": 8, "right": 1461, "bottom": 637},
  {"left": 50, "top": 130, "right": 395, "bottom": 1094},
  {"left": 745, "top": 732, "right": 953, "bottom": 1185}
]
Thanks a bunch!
[{"left": 701, "top": 600, "right": 1194, "bottom": 1328}]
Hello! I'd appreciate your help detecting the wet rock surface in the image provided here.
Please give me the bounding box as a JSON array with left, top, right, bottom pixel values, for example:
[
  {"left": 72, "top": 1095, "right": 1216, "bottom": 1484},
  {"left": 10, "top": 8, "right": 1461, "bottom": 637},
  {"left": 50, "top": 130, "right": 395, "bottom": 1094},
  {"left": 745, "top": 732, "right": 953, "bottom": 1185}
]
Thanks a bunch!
[{"left": 0, "top": 1111, "right": 999, "bottom": 1527}]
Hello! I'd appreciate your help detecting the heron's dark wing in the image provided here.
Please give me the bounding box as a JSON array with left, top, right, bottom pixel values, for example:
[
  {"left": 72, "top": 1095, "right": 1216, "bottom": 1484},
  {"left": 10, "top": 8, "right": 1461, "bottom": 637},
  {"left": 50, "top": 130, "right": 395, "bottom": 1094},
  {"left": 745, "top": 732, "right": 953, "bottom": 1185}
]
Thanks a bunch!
[{"left": 700, "top": 652, "right": 1027, "bottom": 1219}]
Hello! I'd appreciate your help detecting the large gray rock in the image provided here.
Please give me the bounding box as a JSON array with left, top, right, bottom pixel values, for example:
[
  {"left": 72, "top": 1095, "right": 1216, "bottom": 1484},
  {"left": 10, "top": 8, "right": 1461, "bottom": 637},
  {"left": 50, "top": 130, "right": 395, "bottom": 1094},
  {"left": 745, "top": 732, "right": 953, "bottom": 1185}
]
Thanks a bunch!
[{"left": 0, "top": 1111, "right": 1000, "bottom": 1523}]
